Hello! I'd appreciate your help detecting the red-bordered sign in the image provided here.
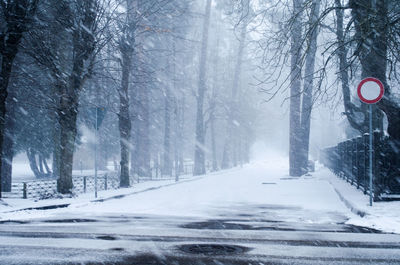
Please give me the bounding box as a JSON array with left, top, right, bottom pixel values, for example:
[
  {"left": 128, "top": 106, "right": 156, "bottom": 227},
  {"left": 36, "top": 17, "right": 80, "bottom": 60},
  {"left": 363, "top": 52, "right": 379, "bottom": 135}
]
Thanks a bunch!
[{"left": 357, "top": 77, "right": 384, "bottom": 104}]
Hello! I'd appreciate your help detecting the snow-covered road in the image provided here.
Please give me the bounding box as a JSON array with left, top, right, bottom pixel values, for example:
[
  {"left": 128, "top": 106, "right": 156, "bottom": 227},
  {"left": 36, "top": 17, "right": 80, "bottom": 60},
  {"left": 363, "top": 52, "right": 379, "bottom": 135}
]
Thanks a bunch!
[{"left": 1, "top": 156, "right": 400, "bottom": 264}]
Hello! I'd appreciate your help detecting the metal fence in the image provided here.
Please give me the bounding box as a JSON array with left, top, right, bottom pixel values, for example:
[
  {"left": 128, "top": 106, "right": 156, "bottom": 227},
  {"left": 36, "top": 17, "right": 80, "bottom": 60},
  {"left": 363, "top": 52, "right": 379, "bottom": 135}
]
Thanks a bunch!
[
  {"left": 4, "top": 172, "right": 122, "bottom": 199},
  {"left": 3, "top": 161, "right": 204, "bottom": 199},
  {"left": 320, "top": 132, "right": 400, "bottom": 200}
]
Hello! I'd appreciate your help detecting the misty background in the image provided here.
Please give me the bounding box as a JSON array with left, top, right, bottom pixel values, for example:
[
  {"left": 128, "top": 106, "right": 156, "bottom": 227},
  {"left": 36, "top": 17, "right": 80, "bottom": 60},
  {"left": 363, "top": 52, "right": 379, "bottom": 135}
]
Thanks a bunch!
[{"left": 2, "top": 0, "right": 394, "bottom": 195}]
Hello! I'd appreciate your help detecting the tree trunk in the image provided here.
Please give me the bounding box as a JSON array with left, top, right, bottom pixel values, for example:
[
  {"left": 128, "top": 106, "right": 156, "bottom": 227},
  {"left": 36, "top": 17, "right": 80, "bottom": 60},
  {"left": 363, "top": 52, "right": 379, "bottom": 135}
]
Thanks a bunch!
[
  {"left": 1, "top": 139, "right": 14, "bottom": 192},
  {"left": 299, "top": 0, "right": 320, "bottom": 174},
  {"left": 221, "top": 10, "right": 248, "bottom": 169},
  {"left": 57, "top": 98, "right": 78, "bottom": 193},
  {"left": 137, "top": 78, "right": 151, "bottom": 179},
  {"left": 38, "top": 154, "right": 44, "bottom": 174},
  {"left": 178, "top": 96, "right": 185, "bottom": 174},
  {"left": 350, "top": 0, "right": 399, "bottom": 143},
  {"left": 335, "top": 0, "right": 367, "bottom": 134},
  {"left": 43, "top": 158, "right": 51, "bottom": 175},
  {"left": 0, "top": 55, "right": 12, "bottom": 194},
  {"left": 52, "top": 125, "right": 60, "bottom": 179},
  {"left": 174, "top": 98, "right": 179, "bottom": 181},
  {"left": 27, "top": 149, "right": 43, "bottom": 179},
  {"left": 210, "top": 114, "right": 217, "bottom": 171},
  {"left": 1, "top": 97, "right": 16, "bottom": 192},
  {"left": 335, "top": 0, "right": 368, "bottom": 133},
  {"left": 194, "top": 0, "right": 212, "bottom": 176},
  {"left": 209, "top": 46, "right": 218, "bottom": 171},
  {"left": 289, "top": 0, "right": 303, "bottom": 177},
  {"left": 0, "top": 0, "right": 38, "bottom": 196},
  {"left": 130, "top": 76, "right": 139, "bottom": 178},
  {"left": 172, "top": 39, "right": 180, "bottom": 181},
  {"left": 55, "top": 0, "right": 97, "bottom": 194},
  {"left": 119, "top": 48, "right": 132, "bottom": 187},
  {"left": 57, "top": 52, "right": 84, "bottom": 194},
  {"left": 52, "top": 86, "right": 61, "bottom": 180},
  {"left": 335, "top": 0, "right": 383, "bottom": 134},
  {"left": 162, "top": 87, "right": 172, "bottom": 176}
]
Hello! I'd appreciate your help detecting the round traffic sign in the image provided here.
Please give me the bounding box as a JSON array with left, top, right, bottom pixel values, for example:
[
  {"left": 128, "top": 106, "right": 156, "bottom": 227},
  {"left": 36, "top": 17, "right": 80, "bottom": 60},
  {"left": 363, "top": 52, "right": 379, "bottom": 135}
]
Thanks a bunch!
[{"left": 357, "top": 77, "right": 384, "bottom": 104}]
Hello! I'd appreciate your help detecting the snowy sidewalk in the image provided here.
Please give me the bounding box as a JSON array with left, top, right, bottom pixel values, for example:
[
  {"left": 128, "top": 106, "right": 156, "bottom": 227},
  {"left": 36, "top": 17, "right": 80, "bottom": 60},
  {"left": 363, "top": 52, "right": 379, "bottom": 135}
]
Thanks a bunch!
[
  {"left": 1, "top": 156, "right": 351, "bottom": 225},
  {"left": 0, "top": 176, "right": 200, "bottom": 216},
  {"left": 318, "top": 166, "right": 400, "bottom": 234}
]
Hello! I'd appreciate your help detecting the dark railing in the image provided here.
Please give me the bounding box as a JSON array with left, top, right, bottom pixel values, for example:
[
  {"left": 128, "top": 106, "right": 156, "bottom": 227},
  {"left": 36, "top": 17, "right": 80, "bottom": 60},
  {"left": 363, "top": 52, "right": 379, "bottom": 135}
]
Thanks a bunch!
[
  {"left": 3, "top": 161, "right": 202, "bottom": 199},
  {"left": 320, "top": 132, "right": 400, "bottom": 200},
  {"left": 4, "top": 172, "right": 121, "bottom": 200}
]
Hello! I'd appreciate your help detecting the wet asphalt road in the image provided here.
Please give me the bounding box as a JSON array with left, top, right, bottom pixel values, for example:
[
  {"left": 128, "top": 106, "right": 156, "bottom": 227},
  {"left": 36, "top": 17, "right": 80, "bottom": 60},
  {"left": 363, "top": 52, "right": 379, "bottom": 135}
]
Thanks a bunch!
[{"left": 0, "top": 204, "right": 400, "bottom": 265}]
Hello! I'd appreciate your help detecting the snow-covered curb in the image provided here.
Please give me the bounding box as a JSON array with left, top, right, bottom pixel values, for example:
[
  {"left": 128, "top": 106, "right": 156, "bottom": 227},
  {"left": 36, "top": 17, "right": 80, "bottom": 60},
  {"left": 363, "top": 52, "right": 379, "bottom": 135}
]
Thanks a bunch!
[
  {"left": 329, "top": 184, "right": 367, "bottom": 217},
  {"left": 92, "top": 175, "right": 204, "bottom": 203},
  {"left": 319, "top": 167, "right": 400, "bottom": 234}
]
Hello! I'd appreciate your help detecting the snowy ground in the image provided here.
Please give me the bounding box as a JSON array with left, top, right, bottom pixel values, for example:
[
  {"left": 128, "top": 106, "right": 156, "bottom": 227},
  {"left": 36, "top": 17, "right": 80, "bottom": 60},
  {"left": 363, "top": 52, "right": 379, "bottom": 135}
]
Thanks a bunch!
[
  {"left": 1, "top": 153, "right": 400, "bottom": 233},
  {"left": 0, "top": 176, "right": 198, "bottom": 216},
  {"left": 1, "top": 155, "right": 348, "bottom": 220}
]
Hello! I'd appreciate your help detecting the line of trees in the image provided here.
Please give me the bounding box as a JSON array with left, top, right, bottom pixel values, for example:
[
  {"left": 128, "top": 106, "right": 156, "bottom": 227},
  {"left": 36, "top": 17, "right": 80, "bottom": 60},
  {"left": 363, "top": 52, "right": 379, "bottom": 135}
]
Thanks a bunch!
[
  {"left": 240, "top": 0, "right": 400, "bottom": 177},
  {"left": 0, "top": 0, "right": 259, "bottom": 196}
]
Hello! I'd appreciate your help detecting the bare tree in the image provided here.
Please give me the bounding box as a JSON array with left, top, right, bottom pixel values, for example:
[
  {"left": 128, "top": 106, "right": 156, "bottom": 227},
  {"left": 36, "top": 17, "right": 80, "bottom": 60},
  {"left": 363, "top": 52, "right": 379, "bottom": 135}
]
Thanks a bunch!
[
  {"left": 349, "top": 0, "right": 400, "bottom": 143},
  {"left": 299, "top": 0, "right": 320, "bottom": 174},
  {"left": 221, "top": 2, "right": 250, "bottom": 169},
  {"left": 117, "top": 0, "right": 137, "bottom": 187},
  {"left": 26, "top": 0, "right": 109, "bottom": 193},
  {"left": 56, "top": 0, "right": 100, "bottom": 193},
  {"left": 193, "top": 0, "right": 212, "bottom": 176},
  {"left": 289, "top": 0, "right": 303, "bottom": 177},
  {"left": 0, "top": 0, "right": 38, "bottom": 196}
]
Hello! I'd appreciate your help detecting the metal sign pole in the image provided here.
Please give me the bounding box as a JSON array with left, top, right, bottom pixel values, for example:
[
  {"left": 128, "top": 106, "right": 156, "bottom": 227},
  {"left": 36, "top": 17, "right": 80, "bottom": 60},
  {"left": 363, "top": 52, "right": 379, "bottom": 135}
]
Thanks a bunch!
[
  {"left": 357, "top": 77, "right": 384, "bottom": 207},
  {"left": 95, "top": 108, "right": 98, "bottom": 199},
  {"left": 369, "top": 104, "right": 373, "bottom": 206}
]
